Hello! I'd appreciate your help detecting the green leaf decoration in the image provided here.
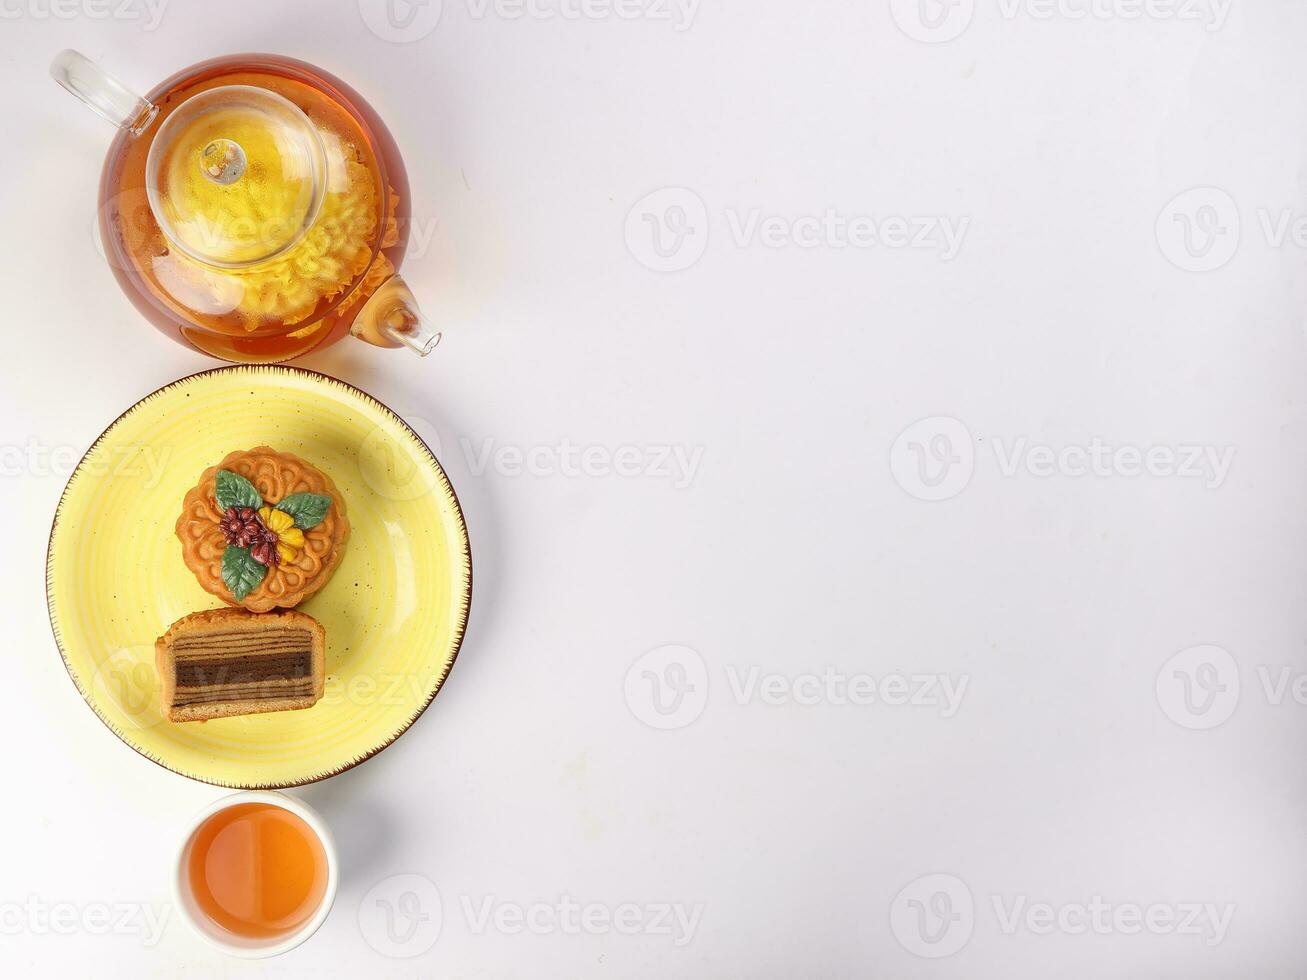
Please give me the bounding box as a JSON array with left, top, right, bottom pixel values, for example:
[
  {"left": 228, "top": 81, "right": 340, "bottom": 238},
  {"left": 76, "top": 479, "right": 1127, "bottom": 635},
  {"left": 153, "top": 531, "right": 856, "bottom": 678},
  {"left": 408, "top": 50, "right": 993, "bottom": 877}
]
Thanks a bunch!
[
  {"left": 222, "top": 546, "right": 267, "bottom": 602},
  {"left": 275, "top": 492, "right": 333, "bottom": 530},
  {"left": 215, "top": 470, "right": 263, "bottom": 512}
]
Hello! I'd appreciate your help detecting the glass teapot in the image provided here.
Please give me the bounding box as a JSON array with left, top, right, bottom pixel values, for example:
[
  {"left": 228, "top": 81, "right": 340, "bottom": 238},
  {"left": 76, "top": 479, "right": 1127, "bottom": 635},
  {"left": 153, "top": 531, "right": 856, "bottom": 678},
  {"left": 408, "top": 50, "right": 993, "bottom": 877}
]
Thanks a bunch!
[{"left": 51, "top": 50, "right": 439, "bottom": 363}]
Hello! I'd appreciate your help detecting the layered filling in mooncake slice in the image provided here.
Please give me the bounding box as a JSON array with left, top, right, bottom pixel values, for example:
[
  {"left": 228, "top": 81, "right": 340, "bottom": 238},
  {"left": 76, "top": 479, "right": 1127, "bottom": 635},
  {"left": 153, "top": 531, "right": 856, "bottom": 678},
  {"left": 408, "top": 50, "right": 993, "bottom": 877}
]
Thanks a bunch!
[{"left": 156, "top": 609, "right": 325, "bottom": 722}]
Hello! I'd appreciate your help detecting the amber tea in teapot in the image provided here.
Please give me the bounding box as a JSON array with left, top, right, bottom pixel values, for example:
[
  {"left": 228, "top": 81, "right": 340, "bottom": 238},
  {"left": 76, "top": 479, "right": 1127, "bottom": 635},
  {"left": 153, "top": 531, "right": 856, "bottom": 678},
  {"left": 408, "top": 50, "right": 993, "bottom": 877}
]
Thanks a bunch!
[{"left": 53, "top": 51, "right": 439, "bottom": 363}]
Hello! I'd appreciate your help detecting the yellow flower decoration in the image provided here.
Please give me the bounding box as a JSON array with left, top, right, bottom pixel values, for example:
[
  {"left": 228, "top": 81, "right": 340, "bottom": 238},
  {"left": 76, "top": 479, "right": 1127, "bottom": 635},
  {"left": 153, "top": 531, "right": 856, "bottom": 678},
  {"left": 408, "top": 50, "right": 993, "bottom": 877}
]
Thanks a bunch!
[{"left": 259, "top": 506, "right": 306, "bottom": 564}]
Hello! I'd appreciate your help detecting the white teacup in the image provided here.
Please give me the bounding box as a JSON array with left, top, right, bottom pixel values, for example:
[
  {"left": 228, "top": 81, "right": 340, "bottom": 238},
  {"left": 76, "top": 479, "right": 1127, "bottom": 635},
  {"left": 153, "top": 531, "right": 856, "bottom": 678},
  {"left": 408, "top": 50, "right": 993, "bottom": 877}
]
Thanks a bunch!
[{"left": 173, "top": 790, "right": 338, "bottom": 958}]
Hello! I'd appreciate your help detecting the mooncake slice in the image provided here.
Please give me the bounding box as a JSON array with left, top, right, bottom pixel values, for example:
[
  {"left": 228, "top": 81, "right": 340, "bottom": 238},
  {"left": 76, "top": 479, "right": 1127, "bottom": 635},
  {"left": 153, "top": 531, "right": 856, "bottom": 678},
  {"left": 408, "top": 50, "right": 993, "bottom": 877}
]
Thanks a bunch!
[{"left": 156, "top": 608, "right": 326, "bottom": 722}]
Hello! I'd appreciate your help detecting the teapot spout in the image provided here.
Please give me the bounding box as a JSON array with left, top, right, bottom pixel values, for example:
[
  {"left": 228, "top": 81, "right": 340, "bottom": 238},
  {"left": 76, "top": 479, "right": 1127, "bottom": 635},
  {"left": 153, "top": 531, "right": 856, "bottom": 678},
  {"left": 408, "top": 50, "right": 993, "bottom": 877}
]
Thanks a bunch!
[
  {"left": 50, "top": 50, "right": 157, "bottom": 136},
  {"left": 351, "top": 273, "right": 441, "bottom": 356}
]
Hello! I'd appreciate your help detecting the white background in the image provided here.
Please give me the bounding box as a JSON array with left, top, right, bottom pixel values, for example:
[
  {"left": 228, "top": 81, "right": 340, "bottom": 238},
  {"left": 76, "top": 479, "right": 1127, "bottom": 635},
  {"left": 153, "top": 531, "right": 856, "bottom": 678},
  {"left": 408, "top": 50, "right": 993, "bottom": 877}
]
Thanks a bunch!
[{"left": 1, "top": 0, "right": 1305, "bottom": 976}]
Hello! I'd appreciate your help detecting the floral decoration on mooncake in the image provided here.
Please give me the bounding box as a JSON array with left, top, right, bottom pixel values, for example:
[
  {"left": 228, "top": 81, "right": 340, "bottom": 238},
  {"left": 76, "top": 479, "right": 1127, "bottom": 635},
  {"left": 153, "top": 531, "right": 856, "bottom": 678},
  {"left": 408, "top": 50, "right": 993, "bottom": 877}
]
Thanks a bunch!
[{"left": 176, "top": 447, "right": 350, "bottom": 612}]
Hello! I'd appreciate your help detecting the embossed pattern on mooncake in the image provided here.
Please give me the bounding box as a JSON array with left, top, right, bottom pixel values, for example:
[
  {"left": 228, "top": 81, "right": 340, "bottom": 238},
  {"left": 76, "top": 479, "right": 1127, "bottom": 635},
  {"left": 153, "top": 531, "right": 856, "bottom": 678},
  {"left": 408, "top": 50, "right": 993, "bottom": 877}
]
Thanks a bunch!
[{"left": 177, "top": 447, "right": 350, "bottom": 612}]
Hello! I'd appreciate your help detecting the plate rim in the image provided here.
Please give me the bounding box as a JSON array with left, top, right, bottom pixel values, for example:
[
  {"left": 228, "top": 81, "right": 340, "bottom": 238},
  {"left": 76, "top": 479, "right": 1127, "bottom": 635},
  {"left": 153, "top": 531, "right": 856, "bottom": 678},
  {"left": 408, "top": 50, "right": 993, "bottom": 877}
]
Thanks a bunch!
[{"left": 45, "top": 364, "right": 473, "bottom": 789}]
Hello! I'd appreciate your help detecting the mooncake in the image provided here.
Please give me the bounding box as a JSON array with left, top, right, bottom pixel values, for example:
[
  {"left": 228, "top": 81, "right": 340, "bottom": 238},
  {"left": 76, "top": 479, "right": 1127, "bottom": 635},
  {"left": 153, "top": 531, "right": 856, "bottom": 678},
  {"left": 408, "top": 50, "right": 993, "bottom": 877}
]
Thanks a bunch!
[{"left": 176, "top": 446, "right": 349, "bottom": 612}]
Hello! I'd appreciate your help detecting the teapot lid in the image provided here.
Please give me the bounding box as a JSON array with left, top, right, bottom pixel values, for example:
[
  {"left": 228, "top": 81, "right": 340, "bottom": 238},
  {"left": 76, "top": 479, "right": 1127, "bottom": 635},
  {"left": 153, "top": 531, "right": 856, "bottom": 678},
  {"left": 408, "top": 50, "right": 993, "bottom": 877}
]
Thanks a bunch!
[{"left": 145, "top": 85, "right": 326, "bottom": 268}]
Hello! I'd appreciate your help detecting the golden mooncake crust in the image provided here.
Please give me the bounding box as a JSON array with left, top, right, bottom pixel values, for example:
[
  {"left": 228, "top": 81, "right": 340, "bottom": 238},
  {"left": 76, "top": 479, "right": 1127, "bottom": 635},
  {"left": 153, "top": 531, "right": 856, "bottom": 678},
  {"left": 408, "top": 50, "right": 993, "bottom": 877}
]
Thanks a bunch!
[{"left": 176, "top": 446, "right": 350, "bottom": 612}]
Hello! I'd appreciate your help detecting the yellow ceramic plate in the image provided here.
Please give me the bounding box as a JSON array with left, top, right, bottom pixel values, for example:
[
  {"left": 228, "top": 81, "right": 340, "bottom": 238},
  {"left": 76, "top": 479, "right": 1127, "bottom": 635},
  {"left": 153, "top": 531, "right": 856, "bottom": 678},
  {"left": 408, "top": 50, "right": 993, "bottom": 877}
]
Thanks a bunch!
[{"left": 47, "top": 366, "right": 471, "bottom": 788}]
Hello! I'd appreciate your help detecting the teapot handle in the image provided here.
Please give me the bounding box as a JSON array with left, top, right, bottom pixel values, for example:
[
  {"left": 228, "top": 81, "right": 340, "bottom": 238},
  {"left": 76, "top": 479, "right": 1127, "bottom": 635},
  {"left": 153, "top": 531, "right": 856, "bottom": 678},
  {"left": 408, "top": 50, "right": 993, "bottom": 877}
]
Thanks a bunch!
[{"left": 50, "top": 50, "right": 158, "bottom": 136}]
